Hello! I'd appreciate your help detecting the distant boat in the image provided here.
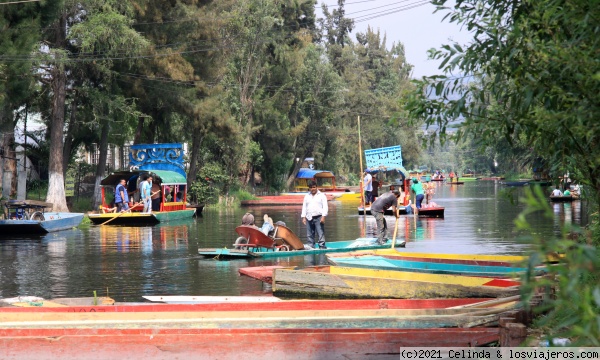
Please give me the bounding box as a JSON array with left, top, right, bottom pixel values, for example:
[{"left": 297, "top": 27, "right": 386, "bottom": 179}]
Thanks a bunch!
[
  {"left": 0, "top": 212, "right": 84, "bottom": 235},
  {"left": 88, "top": 143, "right": 196, "bottom": 226},
  {"left": 501, "top": 180, "right": 529, "bottom": 186},
  {"left": 0, "top": 199, "right": 83, "bottom": 235},
  {"left": 550, "top": 195, "right": 576, "bottom": 202},
  {"left": 448, "top": 181, "right": 465, "bottom": 185}
]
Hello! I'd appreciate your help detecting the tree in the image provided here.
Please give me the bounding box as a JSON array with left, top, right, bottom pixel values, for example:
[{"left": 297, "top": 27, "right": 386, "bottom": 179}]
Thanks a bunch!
[
  {"left": 404, "top": 0, "right": 600, "bottom": 343},
  {"left": 0, "top": 0, "right": 61, "bottom": 198},
  {"left": 406, "top": 0, "right": 600, "bottom": 210}
]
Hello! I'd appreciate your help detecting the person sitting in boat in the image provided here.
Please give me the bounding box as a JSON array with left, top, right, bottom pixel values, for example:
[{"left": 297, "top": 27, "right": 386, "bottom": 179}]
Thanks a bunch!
[
  {"left": 101, "top": 201, "right": 117, "bottom": 213},
  {"left": 551, "top": 187, "right": 563, "bottom": 197},
  {"left": 563, "top": 188, "right": 571, "bottom": 196},
  {"left": 241, "top": 212, "right": 274, "bottom": 236}
]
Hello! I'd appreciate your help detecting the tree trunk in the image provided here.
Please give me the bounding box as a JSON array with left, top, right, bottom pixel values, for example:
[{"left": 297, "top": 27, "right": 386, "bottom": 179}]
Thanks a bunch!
[
  {"left": 63, "top": 96, "right": 78, "bottom": 178},
  {"left": 1, "top": 133, "right": 16, "bottom": 199},
  {"left": 285, "top": 152, "right": 306, "bottom": 190},
  {"left": 45, "top": 13, "right": 69, "bottom": 212},
  {"left": 187, "top": 131, "right": 203, "bottom": 188},
  {"left": 92, "top": 122, "right": 110, "bottom": 210},
  {"left": 133, "top": 116, "right": 144, "bottom": 144}
]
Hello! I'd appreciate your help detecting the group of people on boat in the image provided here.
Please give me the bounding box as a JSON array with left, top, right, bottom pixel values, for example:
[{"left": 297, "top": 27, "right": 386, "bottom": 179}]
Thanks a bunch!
[
  {"left": 101, "top": 174, "right": 186, "bottom": 214},
  {"left": 550, "top": 183, "right": 580, "bottom": 198}
]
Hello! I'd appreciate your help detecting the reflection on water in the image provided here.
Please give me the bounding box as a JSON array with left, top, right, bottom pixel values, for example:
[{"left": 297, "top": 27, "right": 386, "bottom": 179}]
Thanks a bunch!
[{"left": 0, "top": 182, "right": 589, "bottom": 301}]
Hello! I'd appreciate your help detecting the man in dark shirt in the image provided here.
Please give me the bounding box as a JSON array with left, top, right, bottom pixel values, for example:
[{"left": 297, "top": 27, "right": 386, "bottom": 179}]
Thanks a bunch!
[{"left": 370, "top": 190, "right": 401, "bottom": 244}]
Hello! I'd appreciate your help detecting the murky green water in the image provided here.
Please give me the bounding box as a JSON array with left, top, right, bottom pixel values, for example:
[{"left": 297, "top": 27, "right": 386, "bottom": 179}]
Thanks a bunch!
[{"left": 0, "top": 181, "right": 587, "bottom": 301}]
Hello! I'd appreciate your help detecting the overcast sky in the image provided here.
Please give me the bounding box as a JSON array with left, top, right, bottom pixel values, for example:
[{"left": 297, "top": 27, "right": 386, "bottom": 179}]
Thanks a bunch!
[{"left": 318, "top": 0, "right": 473, "bottom": 78}]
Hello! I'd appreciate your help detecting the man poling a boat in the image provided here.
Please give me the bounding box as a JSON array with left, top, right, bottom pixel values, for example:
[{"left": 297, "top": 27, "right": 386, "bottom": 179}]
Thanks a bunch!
[{"left": 370, "top": 190, "right": 401, "bottom": 245}]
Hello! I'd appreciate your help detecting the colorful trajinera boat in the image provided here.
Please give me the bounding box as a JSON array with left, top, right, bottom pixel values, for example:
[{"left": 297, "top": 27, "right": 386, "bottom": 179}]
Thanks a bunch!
[
  {"left": 240, "top": 250, "right": 531, "bottom": 283},
  {"left": 326, "top": 252, "right": 544, "bottom": 277},
  {"left": 272, "top": 266, "right": 521, "bottom": 299},
  {"left": 357, "top": 146, "right": 445, "bottom": 218},
  {"left": 198, "top": 224, "right": 406, "bottom": 259},
  {"left": 88, "top": 143, "right": 195, "bottom": 225},
  {"left": 0, "top": 200, "right": 84, "bottom": 235},
  {"left": 0, "top": 297, "right": 522, "bottom": 357}
]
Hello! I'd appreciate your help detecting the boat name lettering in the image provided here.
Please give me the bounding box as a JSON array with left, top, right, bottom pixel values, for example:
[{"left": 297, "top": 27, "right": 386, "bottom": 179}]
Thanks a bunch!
[{"left": 67, "top": 308, "right": 106, "bottom": 313}]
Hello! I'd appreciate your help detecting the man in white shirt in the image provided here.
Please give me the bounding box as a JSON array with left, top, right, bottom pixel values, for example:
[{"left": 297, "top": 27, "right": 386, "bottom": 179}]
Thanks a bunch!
[
  {"left": 363, "top": 170, "right": 373, "bottom": 204},
  {"left": 301, "top": 181, "right": 329, "bottom": 249},
  {"left": 551, "top": 187, "right": 563, "bottom": 197}
]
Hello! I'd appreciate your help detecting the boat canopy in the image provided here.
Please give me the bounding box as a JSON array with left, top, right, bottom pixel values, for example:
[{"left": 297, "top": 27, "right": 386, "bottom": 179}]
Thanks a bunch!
[
  {"left": 150, "top": 170, "right": 187, "bottom": 185},
  {"left": 100, "top": 170, "right": 186, "bottom": 186},
  {"left": 100, "top": 170, "right": 144, "bottom": 186},
  {"left": 296, "top": 169, "right": 335, "bottom": 179},
  {"left": 294, "top": 168, "right": 337, "bottom": 191}
]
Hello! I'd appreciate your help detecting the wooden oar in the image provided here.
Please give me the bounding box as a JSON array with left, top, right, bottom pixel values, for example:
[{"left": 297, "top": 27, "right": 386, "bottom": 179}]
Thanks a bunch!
[{"left": 99, "top": 207, "right": 132, "bottom": 226}]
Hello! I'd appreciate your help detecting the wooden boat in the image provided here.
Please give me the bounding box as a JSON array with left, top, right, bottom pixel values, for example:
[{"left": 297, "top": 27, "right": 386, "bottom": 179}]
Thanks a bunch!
[
  {"left": 501, "top": 180, "right": 530, "bottom": 186},
  {"left": 327, "top": 248, "right": 562, "bottom": 264},
  {"left": 357, "top": 205, "right": 408, "bottom": 215},
  {"left": 241, "top": 194, "right": 336, "bottom": 206},
  {"left": 273, "top": 266, "right": 521, "bottom": 299},
  {"left": 198, "top": 225, "right": 406, "bottom": 259},
  {"left": 448, "top": 181, "right": 465, "bottom": 185},
  {"left": 0, "top": 300, "right": 513, "bottom": 328},
  {"left": 328, "top": 248, "right": 528, "bottom": 264},
  {"left": 0, "top": 328, "right": 501, "bottom": 358},
  {"left": 0, "top": 296, "right": 516, "bottom": 355},
  {"left": 88, "top": 143, "right": 196, "bottom": 225},
  {"left": 0, "top": 297, "right": 498, "bottom": 311},
  {"left": 326, "top": 253, "right": 541, "bottom": 277},
  {"left": 0, "top": 200, "right": 84, "bottom": 235},
  {"left": 416, "top": 206, "right": 445, "bottom": 217},
  {"left": 142, "top": 296, "right": 282, "bottom": 304},
  {"left": 480, "top": 176, "right": 505, "bottom": 181},
  {"left": 550, "top": 195, "right": 576, "bottom": 202}
]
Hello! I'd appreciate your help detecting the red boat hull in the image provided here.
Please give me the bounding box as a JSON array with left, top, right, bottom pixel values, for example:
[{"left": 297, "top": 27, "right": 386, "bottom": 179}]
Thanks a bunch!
[{"left": 0, "top": 327, "right": 500, "bottom": 359}]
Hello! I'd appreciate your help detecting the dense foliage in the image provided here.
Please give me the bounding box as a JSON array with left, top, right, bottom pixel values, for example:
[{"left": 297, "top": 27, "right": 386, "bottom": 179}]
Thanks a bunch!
[
  {"left": 405, "top": 0, "right": 600, "bottom": 344},
  {"left": 0, "top": 0, "right": 421, "bottom": 208}
]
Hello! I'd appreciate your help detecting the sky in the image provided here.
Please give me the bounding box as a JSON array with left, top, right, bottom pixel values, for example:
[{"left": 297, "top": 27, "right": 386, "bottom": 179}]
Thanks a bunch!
[{"left": 317, "top": 0, "right": 473, "bottom": 78}]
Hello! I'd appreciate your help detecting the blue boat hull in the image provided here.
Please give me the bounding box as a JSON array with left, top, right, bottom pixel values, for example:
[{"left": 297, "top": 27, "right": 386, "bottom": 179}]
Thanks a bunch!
[
  {"left": 0, "top": 212, "right": 84, "bottom": 235},
  {"left": 198, "top": 238, "right": 406, "bottom": 259},
  {"left": 327, "top": 255, "right": 540, "bottom": 277}
]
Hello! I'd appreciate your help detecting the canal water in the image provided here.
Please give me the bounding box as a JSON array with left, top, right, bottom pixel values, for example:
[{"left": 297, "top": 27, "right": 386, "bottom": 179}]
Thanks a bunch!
[{"left": 0, "top": 181, "right": 587, "bottom": 302}]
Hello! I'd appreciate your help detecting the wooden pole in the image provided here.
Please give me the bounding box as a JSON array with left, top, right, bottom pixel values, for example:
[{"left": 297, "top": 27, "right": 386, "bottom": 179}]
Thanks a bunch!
[
  {"left": 391, "top": 209, "right": 399, "bottom": 248},
  {"left": 358, "top": 116, "right": 366, "bottom": 216}
]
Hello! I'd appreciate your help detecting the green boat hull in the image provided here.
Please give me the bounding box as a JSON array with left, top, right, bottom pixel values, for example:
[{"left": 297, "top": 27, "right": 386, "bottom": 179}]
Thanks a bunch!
[{"left": 198, "top": 238, "right": 406, "bottom": 259}]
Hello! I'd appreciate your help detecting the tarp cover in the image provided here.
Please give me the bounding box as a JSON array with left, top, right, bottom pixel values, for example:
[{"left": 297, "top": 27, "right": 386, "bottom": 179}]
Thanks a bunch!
[
  {"left": 296, "top": 168, "right": 335, "bottom": 179},
  {"left": 150, "top": 170, "right": 187, "bottom": 185}
]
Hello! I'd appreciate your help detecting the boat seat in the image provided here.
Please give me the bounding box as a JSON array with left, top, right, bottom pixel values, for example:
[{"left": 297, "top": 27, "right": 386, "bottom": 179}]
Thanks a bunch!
[
  {"left": 235, "top": 225, "right": 275, "bottom": 249},
  {"left": 272, "top": 225, "right": 304, "bottom": 250}
]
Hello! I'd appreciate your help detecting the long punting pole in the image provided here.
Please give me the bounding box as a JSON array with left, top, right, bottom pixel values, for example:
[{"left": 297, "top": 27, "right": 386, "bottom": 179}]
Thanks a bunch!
[{"left": 358, "top": 116, "right": 366, "bottom": 220}]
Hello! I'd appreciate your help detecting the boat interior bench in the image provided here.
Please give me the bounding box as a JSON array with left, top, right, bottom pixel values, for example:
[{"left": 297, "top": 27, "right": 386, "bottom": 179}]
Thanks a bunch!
[{"left": 234, "top": 225, "right": 305, "bottom": 251}]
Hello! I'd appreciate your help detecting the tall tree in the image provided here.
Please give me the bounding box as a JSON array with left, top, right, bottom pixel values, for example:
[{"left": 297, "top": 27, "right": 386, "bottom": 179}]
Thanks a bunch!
[
  {"left": 0, "top": 0, "right": 61, "bottom": 198},
  {"left": 406, "top": 0, "right": 600, "bottom": 210}
]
